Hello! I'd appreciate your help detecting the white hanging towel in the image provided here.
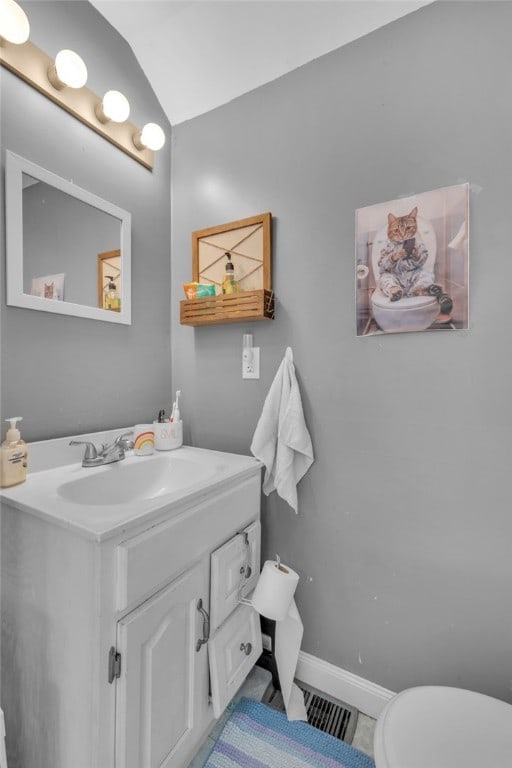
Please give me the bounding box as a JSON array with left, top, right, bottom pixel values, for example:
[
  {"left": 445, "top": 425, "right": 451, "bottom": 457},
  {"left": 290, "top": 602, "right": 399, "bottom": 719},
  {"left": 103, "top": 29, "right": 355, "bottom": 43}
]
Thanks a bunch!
[{"left": 251, "top": 347, "right": 314, "bottom": 513}]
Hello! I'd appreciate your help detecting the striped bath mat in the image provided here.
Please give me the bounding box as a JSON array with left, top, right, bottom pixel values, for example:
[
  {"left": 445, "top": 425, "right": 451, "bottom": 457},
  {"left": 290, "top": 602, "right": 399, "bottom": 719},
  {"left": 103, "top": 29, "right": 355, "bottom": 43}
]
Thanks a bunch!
[{"left": 205, "top": 698, "right": 375, "bottom": 768}]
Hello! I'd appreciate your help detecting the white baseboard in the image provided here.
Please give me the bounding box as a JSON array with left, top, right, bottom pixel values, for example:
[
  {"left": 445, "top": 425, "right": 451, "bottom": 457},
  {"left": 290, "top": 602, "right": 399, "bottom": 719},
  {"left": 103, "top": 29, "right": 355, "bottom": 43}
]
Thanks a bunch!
[{"left": 295, "top": 651, "right": 395, "bottom": 719}]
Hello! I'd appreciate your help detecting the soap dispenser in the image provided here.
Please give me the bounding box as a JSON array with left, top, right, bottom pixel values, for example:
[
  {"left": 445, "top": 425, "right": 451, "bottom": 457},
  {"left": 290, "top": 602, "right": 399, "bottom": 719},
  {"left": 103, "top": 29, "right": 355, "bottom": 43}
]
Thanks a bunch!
[
  {"left": 221, "top": 252, "right": 239, "bottom": 295},
  {"left": 104, "top": 276, "right": 121, "bottom": 311},
  {"left": 0, "top": 417, "right": 28, "bottom": 488}
]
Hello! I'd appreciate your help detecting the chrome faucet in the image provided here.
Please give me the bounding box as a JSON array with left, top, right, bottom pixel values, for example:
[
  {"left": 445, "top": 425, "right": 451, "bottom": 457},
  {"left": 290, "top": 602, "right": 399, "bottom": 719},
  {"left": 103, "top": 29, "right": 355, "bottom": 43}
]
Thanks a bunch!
[{"left": 69, "top": 432, "right": 134, "bottom": 467}]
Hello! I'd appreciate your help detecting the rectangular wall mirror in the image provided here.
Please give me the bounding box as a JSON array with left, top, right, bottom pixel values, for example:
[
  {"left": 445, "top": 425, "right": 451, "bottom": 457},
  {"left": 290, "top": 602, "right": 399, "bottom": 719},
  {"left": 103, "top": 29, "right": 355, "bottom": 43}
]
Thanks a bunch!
[{"left": 5, "top": 150, "right": 131, "bottom": 324}]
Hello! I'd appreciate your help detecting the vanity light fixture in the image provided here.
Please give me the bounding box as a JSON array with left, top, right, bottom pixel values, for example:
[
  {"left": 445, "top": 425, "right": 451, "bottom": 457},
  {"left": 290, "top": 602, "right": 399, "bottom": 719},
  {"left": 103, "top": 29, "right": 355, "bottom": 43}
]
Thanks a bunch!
[
  {"left": 0, "top": 4, "right": 165, "bottom": 170},
  {"left": 133, "top": 122, "right": 166, "bottom": 152},
  {"left": 0, "top": 0, "right": 30, "bottom": 45},
  {"left": 95, "top": 89, "right": 130, "bottom": 124},
  {"left": 47, "top": 48, "right": 88, "bottom": 90}
]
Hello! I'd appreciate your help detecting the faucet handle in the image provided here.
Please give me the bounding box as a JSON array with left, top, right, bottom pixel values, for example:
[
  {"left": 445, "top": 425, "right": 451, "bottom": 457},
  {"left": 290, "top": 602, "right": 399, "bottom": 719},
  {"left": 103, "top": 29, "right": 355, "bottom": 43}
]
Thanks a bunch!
[
  {"left": 69, "top": 440, "right": 103, "bottom": 466},
  {"left": 114, "top": 432, "right": 134, "bottom": 450},
  {"left": 69, "top": 440, "right": 99, "bottom": 459}
]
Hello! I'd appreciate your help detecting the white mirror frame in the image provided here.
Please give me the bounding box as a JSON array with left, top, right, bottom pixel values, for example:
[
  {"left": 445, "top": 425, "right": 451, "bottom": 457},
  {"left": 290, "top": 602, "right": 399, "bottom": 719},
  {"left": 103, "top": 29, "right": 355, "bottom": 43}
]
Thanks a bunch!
[{"left": 5, "top": 150, "right": 132, "bottom": 324}]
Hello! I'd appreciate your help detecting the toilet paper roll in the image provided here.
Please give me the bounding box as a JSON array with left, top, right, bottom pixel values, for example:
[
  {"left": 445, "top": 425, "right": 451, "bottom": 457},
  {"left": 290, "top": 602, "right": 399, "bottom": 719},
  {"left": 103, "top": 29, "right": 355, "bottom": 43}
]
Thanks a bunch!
[
  {"left": 251, "top": 560, "right": 299, "bottom": 621},
  {"left": 249, "top": 559, "right": 307, "bottom": 722}
]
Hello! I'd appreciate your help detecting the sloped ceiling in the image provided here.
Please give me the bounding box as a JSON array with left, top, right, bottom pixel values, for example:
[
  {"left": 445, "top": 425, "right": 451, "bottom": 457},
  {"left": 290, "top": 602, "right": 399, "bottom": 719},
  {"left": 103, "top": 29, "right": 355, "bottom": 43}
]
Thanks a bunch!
[{"left": 90, "top": 1, "right": 432, "bottom": 125}]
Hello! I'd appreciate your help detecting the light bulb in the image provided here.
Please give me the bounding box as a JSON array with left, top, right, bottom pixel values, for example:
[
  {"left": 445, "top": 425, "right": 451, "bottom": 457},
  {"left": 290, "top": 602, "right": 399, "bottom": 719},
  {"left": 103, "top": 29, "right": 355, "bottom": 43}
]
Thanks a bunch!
[
  {"left": 96, "top": 90, "right": 130, "bottom": 124},
  {"left": 133, "top": 122, "right": 165, "bottom": 152},
  {"left": 0, "top": 0, "right": 30, "bottom": 45},
  {"left": 48, "top": 49, "right": 87, "bottom": 90}
]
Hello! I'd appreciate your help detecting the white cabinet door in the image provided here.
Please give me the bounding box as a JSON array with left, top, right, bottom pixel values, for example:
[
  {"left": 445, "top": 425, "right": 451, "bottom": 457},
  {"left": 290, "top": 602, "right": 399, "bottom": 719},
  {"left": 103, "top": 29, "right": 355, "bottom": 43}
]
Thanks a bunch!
[{"left": 115, "top": 560, "right": 210, "bottom": 768}]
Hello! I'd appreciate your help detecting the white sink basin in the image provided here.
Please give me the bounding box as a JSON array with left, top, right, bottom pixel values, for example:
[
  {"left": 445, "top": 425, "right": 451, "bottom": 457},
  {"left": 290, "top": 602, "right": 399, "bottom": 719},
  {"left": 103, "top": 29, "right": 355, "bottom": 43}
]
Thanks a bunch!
[{"left": 57, "top": 454, "right": 216, "bottom": 506}]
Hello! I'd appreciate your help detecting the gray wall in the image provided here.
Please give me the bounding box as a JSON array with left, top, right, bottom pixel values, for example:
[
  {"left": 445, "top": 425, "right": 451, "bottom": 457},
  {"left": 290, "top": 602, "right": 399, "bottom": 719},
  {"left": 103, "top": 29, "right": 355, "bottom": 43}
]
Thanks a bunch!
[
  {"left": 171, "top": 2, "right": 512, "bottom": 702},
  {"left": 0, "top": 1, "right": 172, "bottom": 440}
]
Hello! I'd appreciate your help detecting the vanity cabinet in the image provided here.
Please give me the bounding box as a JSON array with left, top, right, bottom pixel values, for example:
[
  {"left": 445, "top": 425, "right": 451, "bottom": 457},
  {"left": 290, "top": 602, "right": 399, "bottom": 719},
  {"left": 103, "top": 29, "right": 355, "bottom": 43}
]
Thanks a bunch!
[{"left": 1, "top": 458, "right": 262, "bottom": 768}]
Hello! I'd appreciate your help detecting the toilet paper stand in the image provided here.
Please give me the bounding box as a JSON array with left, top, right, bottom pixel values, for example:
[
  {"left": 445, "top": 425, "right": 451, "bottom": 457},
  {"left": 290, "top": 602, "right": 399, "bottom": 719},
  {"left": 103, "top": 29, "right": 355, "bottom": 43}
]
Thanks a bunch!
[
  {"left": 236, "top": 600, "right": 280, "bottom": 689},
  {"left": 257, "top": 616, "right": 280, "bottom": 691},
  {"left": 236, "top": 538, "right": 281, "bottom": 692}
]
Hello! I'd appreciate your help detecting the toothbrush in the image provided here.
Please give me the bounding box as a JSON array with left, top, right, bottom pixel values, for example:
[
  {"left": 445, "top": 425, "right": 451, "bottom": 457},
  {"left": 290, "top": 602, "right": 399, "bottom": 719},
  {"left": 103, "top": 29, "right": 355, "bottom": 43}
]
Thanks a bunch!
[
  {"left": 170, "top": 390, "right": 181, "bottom": 422},
  {"left": 174, "top": 390, "right": 181, "bottom": 422}
]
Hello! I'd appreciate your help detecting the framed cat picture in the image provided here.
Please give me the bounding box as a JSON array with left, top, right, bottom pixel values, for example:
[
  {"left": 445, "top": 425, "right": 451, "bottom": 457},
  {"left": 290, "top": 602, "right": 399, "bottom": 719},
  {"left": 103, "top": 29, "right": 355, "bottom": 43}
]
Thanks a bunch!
[
  {"left": 30, "top": 272, "right": 65, "bottom": 301},
  {"left": 355, "top": 184, "right": 469, "bottom": 336}
]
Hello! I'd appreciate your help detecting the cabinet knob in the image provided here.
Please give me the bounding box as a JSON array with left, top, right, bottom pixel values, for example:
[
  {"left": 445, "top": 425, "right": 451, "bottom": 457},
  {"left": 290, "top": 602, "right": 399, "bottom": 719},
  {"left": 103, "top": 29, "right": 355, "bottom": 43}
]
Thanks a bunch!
[{"left": 240, "top": 642, "right": 252, "bottom": 656}]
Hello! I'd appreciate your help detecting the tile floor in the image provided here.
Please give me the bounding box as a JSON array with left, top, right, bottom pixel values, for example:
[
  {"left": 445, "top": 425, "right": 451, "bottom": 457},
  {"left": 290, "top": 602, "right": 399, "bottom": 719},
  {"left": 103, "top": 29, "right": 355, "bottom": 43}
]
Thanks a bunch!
[
  {"left": 352, "top": 712, "right": 376, "bottom": 758},
  {"left": 186, "top": 666, "right": 376, "bottom": 767}
]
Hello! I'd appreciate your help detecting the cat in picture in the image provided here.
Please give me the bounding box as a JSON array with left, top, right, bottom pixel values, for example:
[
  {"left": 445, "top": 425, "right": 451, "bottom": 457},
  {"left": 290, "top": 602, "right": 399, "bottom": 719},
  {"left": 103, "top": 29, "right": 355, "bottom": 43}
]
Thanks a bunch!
[{"left": 378, "top": 206, "right": 452, "bottom": 317}]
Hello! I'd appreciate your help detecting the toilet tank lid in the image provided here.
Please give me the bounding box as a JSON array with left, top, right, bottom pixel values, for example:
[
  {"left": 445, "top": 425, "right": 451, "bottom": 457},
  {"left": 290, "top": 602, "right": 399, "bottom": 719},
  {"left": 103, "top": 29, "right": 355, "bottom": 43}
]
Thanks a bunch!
[{"left": 374, "top": 686, "right": 512, "bottom": 768}]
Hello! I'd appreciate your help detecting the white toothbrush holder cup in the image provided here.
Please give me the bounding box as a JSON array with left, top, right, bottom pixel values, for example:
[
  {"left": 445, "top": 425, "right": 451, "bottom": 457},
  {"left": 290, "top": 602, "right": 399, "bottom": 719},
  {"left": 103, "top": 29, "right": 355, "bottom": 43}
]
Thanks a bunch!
[{"left": 154, "top": 421, "right": 183, "bottom": 451}]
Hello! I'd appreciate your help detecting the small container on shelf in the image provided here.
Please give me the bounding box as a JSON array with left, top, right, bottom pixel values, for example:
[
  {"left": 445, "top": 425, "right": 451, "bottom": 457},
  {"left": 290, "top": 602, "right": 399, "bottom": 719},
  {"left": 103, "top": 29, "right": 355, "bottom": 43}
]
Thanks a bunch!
[{"left": 221, "top": 253, "right": 239, "bottom": 294}]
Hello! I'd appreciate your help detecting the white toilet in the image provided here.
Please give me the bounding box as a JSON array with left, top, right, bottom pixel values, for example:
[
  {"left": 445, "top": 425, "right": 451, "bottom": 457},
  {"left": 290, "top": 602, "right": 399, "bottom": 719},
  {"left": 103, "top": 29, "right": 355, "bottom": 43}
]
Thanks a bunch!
[
  {"left": 374, "top": 686, "right": 512, "bottom": 768},
  {"left": 371, "top": 217, "right": 440, "bottom": 333}
]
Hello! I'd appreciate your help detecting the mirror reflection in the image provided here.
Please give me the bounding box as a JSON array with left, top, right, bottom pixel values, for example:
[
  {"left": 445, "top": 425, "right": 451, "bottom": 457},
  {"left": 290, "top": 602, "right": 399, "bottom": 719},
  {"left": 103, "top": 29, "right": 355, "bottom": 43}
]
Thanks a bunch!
[
  {"left": 22, "top": 175, "right": 122, "bottom": 308},
  {"left": 98, "top": 250, "right": 121, "bottom": 311},
  {"left": 6, "top": 151, "right": 131, "bottom": 324}
]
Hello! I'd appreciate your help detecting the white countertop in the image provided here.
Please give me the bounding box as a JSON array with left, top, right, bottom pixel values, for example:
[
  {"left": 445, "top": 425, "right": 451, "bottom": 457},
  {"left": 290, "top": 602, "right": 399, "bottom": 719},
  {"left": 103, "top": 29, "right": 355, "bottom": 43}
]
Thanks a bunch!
[{"left": 0, "top": 435, "right": 262, "bottom": 542}]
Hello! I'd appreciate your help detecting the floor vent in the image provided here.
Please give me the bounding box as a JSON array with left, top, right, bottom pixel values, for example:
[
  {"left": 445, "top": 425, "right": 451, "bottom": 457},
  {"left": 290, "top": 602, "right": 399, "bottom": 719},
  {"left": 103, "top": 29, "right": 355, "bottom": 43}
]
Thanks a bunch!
[{"left": 262, "top": 680, "right": 358, "bottom": 744}]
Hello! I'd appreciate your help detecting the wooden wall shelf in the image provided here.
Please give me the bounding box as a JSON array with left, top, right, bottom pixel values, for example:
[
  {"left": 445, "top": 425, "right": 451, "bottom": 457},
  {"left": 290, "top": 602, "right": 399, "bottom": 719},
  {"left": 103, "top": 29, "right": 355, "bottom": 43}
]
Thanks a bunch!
[{"left": 180, "top": 289, "right": 275, "bottom": 327}]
